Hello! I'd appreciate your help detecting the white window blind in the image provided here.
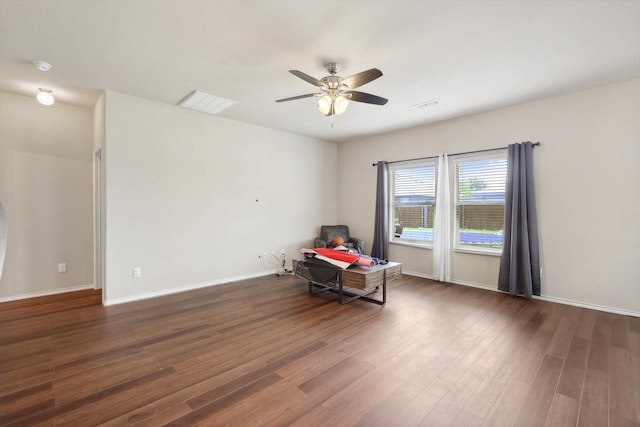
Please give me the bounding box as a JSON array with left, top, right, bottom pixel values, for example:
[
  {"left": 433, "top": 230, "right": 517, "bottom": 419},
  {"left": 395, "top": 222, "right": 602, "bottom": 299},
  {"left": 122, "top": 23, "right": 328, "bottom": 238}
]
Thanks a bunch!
[
  {"left": 454, "top": 154, "right": 507, "bottom": 251},
  {"left": 390, "top": 163, "right": 436, "bottom": 244}
]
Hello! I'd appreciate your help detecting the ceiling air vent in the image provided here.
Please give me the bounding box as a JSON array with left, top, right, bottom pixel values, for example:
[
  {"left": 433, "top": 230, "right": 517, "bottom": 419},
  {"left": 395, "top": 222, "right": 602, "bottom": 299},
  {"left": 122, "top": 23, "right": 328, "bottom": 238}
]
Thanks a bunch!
[
  {"left": 178, "top": 90, "right": 237, "bottom": 115},
  {"left": 413, "top": 99, "right": 441, "bottom": 110}
]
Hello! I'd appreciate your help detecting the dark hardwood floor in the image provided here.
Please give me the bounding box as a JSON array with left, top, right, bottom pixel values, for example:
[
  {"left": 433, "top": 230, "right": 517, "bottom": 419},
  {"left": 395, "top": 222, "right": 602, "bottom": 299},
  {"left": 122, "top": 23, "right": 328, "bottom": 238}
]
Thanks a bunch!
[{"left": 1, "top": 274, "right": 639, "bottom": 426}]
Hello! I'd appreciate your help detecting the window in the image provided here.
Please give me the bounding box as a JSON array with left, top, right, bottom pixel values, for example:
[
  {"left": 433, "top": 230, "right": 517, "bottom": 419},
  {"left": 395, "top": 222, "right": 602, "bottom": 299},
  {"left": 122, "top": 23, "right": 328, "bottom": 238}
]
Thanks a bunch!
[
  {"left": 454, "top": 153, "right": 507, "bottom": 253},
  {"left": 390, "top": 162, "right": 437, "bottom": 246}
]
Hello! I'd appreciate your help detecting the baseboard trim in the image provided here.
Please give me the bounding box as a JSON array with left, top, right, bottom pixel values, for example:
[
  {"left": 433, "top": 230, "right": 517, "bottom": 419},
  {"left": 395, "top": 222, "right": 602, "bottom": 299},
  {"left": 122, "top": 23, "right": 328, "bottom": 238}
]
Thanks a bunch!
[
  {"left": 0, "top": 284, "right": 96, "bottom": 303},
  {"left": 401, "top": 270, "right": 433, "bottom": 280},
  {"left": 102, "top": 270, "right": 279, "bottom": 306},
  {"left": 533, "top": 294, "right": 640, "bottom": 318},
  {"left": 6, "top": 271, "right": 635, "bottom": 318},
  {"left": 401, "top": 272, "right": 640, "bottom": 318}
]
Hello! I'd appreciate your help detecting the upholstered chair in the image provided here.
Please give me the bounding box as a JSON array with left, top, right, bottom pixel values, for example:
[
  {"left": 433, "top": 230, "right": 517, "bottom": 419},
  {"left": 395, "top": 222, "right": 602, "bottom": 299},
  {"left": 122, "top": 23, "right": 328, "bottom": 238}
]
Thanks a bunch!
[{"left": 314, "top": 225, "right": 364, "bottom": 254}]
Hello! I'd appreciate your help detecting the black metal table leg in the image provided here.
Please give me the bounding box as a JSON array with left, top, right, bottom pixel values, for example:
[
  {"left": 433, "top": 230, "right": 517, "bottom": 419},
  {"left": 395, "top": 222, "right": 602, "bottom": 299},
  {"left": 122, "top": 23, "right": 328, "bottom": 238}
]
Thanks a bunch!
[
  {"left": 337, "top": 269, "right": 386, "bottom": 305},
  {"left": 382, "top": 269, "right": 387, "bottom": 303}
]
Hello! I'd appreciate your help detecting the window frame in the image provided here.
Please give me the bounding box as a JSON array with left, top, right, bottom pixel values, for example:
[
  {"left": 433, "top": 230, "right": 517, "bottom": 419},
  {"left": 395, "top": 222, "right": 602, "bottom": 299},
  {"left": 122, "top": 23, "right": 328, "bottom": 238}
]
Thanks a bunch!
[
  {"left": 388, "top": 160, "right": 438, "bottom": 249},
  {"left": 452, "top": 151, "right": 507, "bottom": 256}
]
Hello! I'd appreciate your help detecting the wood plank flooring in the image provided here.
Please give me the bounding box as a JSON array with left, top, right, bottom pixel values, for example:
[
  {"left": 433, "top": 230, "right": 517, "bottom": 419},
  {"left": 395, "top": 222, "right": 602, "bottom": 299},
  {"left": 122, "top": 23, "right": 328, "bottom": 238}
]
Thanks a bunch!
[{"left": 1, "top": 274, "right": 639, "bottom": 426}]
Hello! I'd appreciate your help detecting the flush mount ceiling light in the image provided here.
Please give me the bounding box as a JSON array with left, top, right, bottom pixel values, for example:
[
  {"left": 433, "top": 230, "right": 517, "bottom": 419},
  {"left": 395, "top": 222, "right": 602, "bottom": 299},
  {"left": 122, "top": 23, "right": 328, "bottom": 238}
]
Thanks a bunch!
[
  {"left": 177, "top": 90, "right": 237, "bottom": 115},
  {"left": 36, "top": 88, "right": 55, "bottom": 106},
  {"left": 33, "top": 60, "right": 52, "bottom": 72},
  {"left": 276, "top": 62, "right": 388, "bottom": 120}
]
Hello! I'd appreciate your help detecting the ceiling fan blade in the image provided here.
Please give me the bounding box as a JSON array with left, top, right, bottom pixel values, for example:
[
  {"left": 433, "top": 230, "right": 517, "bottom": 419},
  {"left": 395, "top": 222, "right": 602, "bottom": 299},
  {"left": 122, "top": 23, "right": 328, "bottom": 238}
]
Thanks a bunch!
[
  {"left": 346, "top": 91, "right": 388, "bottom": 105},
  {"left": 275, "top": 93, "right": 318, "bottom": 102},
  {"left": 341, "top": 68, "right": 383, "bottom": 89},
  {"left": 289, "top": 70, "right": 326, "bottom": 88}
]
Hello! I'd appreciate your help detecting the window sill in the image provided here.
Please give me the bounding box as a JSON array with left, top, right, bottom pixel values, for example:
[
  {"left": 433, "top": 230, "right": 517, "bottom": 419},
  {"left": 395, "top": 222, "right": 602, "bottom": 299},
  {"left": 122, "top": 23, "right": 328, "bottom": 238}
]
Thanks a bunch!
[
  {"left": 390, "top": 240, "right": 433, "bottom": 250},
  {"left": 454, "top": 247, "right": 502, "bottom": 257}
]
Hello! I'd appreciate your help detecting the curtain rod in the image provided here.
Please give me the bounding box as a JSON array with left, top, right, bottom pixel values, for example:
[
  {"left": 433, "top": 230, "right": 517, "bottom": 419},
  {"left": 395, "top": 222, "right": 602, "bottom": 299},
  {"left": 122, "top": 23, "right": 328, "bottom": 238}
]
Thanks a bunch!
[{"left": 372, "top": 141, "right": 541, "bottom": 167}]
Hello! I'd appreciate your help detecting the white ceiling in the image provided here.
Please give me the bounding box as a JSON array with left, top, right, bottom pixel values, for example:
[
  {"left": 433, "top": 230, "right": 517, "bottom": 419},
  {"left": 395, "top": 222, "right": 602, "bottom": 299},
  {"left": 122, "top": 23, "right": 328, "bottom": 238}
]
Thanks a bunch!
[{"left": 1, "top": 0, "right": 639, "bottom": 142}]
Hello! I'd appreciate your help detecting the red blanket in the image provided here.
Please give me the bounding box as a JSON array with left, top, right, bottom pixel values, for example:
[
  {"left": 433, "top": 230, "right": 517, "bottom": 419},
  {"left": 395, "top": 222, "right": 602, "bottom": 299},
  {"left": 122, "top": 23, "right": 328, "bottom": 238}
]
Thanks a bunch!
[
  {"left": 299, "top": 248, "right": 370, "bottom": 269},
  {"left": 312, "top": 248, "right": 360, "bottom": 264}
]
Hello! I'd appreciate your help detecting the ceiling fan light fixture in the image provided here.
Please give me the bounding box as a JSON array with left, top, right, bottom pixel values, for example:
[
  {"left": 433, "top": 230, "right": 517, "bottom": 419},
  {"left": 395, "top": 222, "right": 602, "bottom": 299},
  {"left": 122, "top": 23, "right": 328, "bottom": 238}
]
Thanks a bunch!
[
  {"left": 37, "top": 88, "right": 55, "bottom": 106},
  {"left": 334, "top": 95, "right": 349, "bottom": 115},
  {"left": 318, "top": 95, "right": 332, "bottom": 115},
  {"left": 318, "top": 94, "right": 348, "bottom": 116}
]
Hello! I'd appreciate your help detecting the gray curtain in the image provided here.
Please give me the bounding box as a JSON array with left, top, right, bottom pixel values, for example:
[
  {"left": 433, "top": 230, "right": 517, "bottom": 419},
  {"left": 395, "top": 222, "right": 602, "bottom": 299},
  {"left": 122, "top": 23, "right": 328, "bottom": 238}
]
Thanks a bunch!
[
  {"left": 498, "top": 142, "right": 541, "bottom": 297},
  {"left": 371, "top": 161, "right": 389, "bottom": 260}
]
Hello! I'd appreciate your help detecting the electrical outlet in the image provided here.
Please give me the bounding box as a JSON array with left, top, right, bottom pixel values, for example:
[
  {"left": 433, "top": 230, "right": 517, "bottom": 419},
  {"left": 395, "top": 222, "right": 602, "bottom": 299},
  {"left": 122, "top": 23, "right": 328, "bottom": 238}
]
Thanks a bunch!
[
  {"left": 132, "top": 267, "right": 142, "bottom": 278},
  {"left": 281, "top": 249, "right": 285, "bottom": 256},
  {"left": 58, "top": 263, "right": 67, "bottom": 273}
]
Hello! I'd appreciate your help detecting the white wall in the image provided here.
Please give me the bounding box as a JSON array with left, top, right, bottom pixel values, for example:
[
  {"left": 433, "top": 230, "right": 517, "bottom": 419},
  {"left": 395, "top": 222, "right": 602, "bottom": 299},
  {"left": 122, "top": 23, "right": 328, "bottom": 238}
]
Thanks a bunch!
[
  {"left": 103, "top": 91, "right": 338, "bottom": 304},
  {"left": 0, "top": 92, "right": 94, "bottom": 300},
  {"left": 338, "top": 79, "right": 640, "bottom": 315}
]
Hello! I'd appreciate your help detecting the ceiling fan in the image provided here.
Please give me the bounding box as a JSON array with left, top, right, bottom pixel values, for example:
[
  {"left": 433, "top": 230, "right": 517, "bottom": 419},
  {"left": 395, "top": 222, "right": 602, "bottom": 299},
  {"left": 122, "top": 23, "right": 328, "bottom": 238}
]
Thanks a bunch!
[{"left": 276, "top": 62, "right": 388, "bottom": 117}]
